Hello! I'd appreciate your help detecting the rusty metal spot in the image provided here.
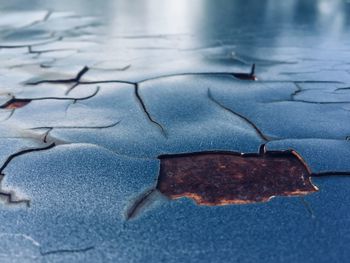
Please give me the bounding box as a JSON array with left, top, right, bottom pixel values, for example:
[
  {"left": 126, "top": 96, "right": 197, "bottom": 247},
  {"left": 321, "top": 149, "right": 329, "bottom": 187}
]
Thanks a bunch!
[
  {"left": 1, "top": 99, "right": 31, "bottom": 109},
  {"left": 157, "top": 150, "right": 317, "bottom": 205}
]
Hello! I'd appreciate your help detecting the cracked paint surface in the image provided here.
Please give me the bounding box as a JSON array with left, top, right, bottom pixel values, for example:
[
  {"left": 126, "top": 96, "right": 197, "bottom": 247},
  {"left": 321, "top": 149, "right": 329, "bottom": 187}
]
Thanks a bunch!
[{"left": 0, "top": 0, "right": 350, "bottom": 262}]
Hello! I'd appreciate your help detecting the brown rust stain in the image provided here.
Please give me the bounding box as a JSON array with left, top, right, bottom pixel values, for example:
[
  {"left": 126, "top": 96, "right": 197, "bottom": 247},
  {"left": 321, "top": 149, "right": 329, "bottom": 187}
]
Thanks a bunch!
[
  {"left": 1, "top": 99, "right": 31, "bottom": 109},
  {"left": 157, "top": 150, "right": 317, "bottom": 206}
]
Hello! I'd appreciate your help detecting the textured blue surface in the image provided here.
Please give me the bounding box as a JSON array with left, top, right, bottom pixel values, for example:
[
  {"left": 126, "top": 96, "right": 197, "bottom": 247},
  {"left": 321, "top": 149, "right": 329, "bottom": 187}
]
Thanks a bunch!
[{"left": 0, "top": 0, "right": 349, "bottom": 262}]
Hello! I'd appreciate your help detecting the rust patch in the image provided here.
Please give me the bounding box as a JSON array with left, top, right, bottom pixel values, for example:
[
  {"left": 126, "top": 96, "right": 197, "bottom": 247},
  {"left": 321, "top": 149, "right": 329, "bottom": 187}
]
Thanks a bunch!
[
  {"left": 1, "top": 99, "right": 31, "bottom": 109},
  {"left": 157, "top": 150, "right": 317, "bottom": 205}
]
